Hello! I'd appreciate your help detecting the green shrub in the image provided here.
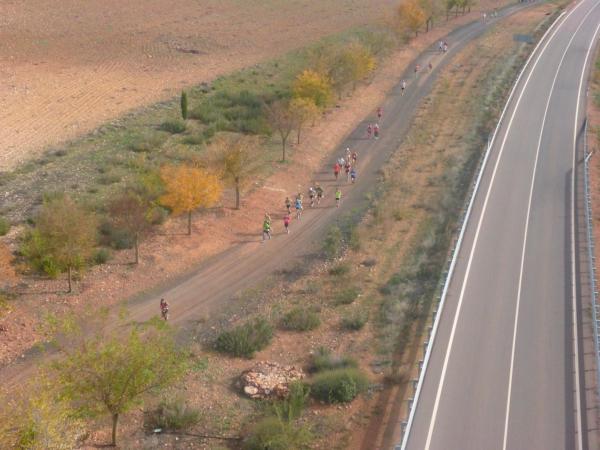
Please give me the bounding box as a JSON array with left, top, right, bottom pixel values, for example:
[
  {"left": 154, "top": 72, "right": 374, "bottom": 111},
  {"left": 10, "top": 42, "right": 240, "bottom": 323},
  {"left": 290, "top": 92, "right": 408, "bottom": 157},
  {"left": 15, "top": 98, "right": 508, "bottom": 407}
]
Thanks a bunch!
[
  {"left": 147, "top": 206, "right": 169, "bottom": 225},
  {"left": 244, "top": 416, "right": 312, "bottom": 450},
  {"left": 309, "top": 347, "right": 357, "bottom": 373},
  {"left": 280, "top": 307, "right": 320, "bottom": 331},
  {"left": 323, "top": 225, "right": 343, "bottom": 259},
  {"left": 21, "top": 229, "right": 61, "bottom": 277},
  {"left": 160, "top": 119, "right": 186, "bottom": 134},
  {"left": 215, "top": 318, "right": 273, "bottom": 358},
  {"left": 181, "top": 134, "right": 204, "bottom": 146},
  {"left": 341, "top": 309, "right": 369, "bottom": 331},
  {"left": 310, "top": 368, "right": 368, "bottom": 404},
  {"left": 145, "top": 397, "right": 199, "bottom": 431},
  {"left": 93, "top": 248, "right": 111, "bottom": 265},
  {"left": 271, "top": 382, "right": 310, "bottom": 421},
  {"left": 128, "top": 131, "right": 168, "bottom": 153},
  {"left": 0, "top": 217, "right": 10, "bottom": 236},
  {"left": 333, "top": 287, "right": 360, "bottom": 305},
  {"left": 328, "top": 262, "right": 350, "bottom": 276},
  {"left": 99, "top": 221, "right": 134, "bottom": 250}
]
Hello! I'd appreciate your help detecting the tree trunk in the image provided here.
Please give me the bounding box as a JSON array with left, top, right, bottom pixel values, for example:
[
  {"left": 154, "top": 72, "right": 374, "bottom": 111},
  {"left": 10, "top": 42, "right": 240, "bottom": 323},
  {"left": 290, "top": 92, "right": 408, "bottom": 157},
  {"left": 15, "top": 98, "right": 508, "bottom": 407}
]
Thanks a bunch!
[
  {"left": 187, "top": 210, "right": 192, "bottom": 235},
  {"left": 67, "top": 266, "right": 72, "bottom": 293},
  {"left": 134, "top": 232, "right": 139, "bottom": 264},
  {"left": 297, "top": 126, "right": 301, "bottom": 145},
  {"left": 235, "top": 179, "right": 240, "bottom": 210},
  {"left": 282, "top": 137, "right": 287, "bottom": 162},
  {"left": 111, "top": 413, "right": 119, "bottom": 446}
]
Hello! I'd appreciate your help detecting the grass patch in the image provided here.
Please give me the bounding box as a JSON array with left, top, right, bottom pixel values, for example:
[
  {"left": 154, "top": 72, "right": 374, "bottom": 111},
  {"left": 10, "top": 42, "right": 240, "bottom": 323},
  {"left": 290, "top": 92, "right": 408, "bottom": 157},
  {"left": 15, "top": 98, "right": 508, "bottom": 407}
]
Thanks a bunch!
[
  {"left": 280, "top": 307, "right": 320, "bottom": 331},
  {"left": 309, "top": 347, "right": 358, "bottom": 373},
  {"left": 310, "top": 368, "right": 368, "bottom": 404},
  {"left": 341, "top": 308, "right": 369, "bottom": 331},
  {"left": 333, "top": 287, "right": 360, "bottom": 306},
  {"left": 159, "top": 119, "right": 187, "bottom": 134},
  {"left": 215, "top": 318, "right": 273, "bottom": 358},
  {"left": 144, "top": 397, "right": 200, "bottom": 431},
  {"left": 328, "top": 262, "right": 350, "bottom": 276},
  {"left": 0, "top": 217, "right": 10, "bottom": 236},
  {"left": 244, "top": 416, "right": 312, "bottom": 450}
]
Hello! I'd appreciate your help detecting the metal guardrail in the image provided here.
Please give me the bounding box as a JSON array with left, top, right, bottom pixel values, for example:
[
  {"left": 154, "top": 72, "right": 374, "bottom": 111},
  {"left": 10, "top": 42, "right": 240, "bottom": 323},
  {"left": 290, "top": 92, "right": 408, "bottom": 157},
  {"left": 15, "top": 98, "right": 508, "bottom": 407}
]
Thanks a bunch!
[{"left": 582, "top": 117, "right": 600, "bottom": 398}]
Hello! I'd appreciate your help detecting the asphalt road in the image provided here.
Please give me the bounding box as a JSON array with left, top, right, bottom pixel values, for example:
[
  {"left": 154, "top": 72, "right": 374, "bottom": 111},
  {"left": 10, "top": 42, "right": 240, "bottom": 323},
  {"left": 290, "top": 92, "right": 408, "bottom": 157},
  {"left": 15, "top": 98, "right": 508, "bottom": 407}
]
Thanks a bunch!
[{"left": 403, "top": 1, "right": 600, "bottom": 449}]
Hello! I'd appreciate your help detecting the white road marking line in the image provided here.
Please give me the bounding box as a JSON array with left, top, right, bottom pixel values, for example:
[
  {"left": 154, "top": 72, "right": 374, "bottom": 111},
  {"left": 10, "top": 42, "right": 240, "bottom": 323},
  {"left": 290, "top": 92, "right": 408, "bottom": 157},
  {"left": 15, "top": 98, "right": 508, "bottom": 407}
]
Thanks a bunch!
[
  {"left": 401, "top": 7, "right": 571, "bottom": 449},
  {"left": 502, "top": 4, "right": 600, "bottom": 448},
  {"left": 421, "top": 2, "right": 588, "bottom": 449},
  {"left": 571, "top": 18, "right": 600, "bottom": 450}
]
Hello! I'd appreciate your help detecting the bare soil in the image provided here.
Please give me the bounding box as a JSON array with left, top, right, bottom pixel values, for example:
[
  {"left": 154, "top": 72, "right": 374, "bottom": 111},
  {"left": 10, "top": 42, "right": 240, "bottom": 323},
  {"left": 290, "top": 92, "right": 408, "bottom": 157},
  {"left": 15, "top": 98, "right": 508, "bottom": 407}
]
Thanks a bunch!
[{"left": 0, "top": 0, "right": 397, "bottom": 171}]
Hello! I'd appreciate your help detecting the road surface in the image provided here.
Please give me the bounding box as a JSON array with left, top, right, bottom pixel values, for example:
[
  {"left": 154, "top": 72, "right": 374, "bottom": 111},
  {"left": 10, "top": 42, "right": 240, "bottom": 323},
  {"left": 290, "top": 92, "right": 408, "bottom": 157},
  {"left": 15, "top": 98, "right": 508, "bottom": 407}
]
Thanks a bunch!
[{"left": 402, "top": 0, "right": 600, "bottom": 449}]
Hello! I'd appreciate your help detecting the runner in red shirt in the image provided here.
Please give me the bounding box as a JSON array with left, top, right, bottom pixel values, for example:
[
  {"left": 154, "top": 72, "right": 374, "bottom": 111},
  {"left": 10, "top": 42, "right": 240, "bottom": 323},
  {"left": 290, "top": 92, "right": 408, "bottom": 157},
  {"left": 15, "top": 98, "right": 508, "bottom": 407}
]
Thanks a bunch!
[
  {"left": 334, "top": 162, "right": 341, "bottom": 180},
  {"left": 283, "top": 213, "right": 291, "bottom": 234}
]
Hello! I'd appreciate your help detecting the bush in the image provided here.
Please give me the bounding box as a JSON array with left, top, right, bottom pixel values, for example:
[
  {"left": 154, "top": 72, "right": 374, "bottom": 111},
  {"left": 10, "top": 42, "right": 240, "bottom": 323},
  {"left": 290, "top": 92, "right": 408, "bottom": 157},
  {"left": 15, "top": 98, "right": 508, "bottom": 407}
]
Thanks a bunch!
[
  {"left": 147, "top": 205, "right": 169, "bottom": 225},
  {"left": 145, "top": 397, "right": 199, "bottom": 431},
  {"left": 181, "top": 134, "right": 204, "bottom": 146},
  {"left": 310, "top": 368, "right": 368, "bottom": 404},
  {"left": 93, "top": 248, "right": 111, "bottom": 265},
  {"left": 280, "top": 307, "right": 320, "bottom": 331},
  {"left": 333, "top": 287, "right": 360, "bottom": 305},
  {"left": 128, "top": 131, "right": 168, "bottom": 153},
  {"left": 323, "top": 225, "right": 343, "bottom": 259},
  {"left": 159, "top": 119, "right": 186, "bottom": 134},
  {"left": 99, "top": 221, "right": 135, "bottom": 250},
  {"left": 309, "top": 347, "right": 357, "bottom": 373},
  {"left": 341, "top": 309, "right": 369, "bottom": 331},
  {"left": 244, "top": 416, "right": 312, "bottom": 450},
  {"left": 0, "top": 217, "right": 10, "bottom": 236},
  {"left": 215, "top": 318, "right": 273, "bottom": 358},
  {"left": 21, "top": 229, "right": 61, "bottom": 277},
  {"left": 328, "top": 262, "right": 350, "bottom": 276}
]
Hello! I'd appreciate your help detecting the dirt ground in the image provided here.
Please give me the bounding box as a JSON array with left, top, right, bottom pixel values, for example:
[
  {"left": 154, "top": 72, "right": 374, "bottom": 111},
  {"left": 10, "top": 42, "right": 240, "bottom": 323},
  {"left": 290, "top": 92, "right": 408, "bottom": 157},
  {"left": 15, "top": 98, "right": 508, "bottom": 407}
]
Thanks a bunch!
[{"left": 0, "top": 0, "right": 399, "bottom": 171}]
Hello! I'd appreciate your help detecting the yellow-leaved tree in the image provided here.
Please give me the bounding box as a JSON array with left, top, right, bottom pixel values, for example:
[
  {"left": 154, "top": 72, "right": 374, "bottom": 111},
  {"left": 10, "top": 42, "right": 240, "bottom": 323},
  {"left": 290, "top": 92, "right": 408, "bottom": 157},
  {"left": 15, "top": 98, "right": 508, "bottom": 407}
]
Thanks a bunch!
[
  {"left": 160, "top": 165, "right": 222, "bottom": 235},
  {"left": 345, "top": 42, "right": 376, "bottom": 89},
  {"left": 292, "top": 69, "right": 333, "bottom": 108},
  {"left": 397, "top": 0, "right": 427, "bottom": 37}
]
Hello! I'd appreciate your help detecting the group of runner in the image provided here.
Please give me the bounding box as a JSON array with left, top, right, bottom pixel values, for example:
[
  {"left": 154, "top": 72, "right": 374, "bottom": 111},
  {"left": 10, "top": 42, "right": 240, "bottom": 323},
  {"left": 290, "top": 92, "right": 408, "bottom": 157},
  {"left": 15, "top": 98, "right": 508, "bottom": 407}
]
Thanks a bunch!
[{"left": 261, "top": 105, "right": 385, "bottom": 242}]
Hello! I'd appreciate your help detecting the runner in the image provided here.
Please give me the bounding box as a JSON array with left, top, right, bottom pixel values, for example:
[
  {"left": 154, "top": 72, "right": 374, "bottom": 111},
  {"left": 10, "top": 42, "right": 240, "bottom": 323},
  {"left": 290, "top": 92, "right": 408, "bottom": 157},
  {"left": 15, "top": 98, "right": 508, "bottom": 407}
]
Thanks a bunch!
[
  {"left": 401, "top": 79, "right": 406, "bottom": 96},
  {"left": 334, "top": 162, "right": 341, "bottom": 180},
  {"left": 345, "top": 147, "right": 352, "bottom": 161},
  {"left": 373, "top": 123, "right": 380, "bottom": 140},
  {"left": 262, "top": 216, "right": 272, "bottom": 242},
  {"left": 283, "top": 213, "right": 291, "bottom": 234},
  {"left": 295, "top": 195, "right": 303, "bottom": 219},
  {"left": 350, "top": 167, "right": 357, "bottom": 184},
  {"left": 315, "top": 184, "right": 324, "bottom": 205},
  {"left": 335, "top": 188, "right": 342, "bottom": 208},
  {"left": 367, "top": 123, "right": 373, "bottom": 139},
  {"left": 308, "top": 186, "right": 316, "bottom": 207},
  {"left": 443, "top": 41, "right": 448, "bottom": 53},
  {"left": 438, "top": 40, "right": 444, "bottom": 53},
  {"left": 414, "top": 64, "right": 420, "bottom": 79},
  {"left": 428, "top": 62, "right": 433, "bottom": 72},
  {"left": 344, "top": 161, "right": 351, "bottom": 183},
  {"left": 351, "top": 150, "right": 358, "bottom": 165},
  {"left": 377, "top": 106, "right": 383, "bottom": 120},
  {"left": 285, "top": 196, "right": 292, "bottom": 214}
]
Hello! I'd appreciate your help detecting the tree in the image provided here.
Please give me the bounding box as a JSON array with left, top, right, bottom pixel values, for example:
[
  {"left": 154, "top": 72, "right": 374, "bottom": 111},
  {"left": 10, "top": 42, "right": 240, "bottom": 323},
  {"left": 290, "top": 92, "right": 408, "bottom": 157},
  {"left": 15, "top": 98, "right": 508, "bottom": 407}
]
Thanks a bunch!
[
  {"left": 159, "top": 165, "right": 222, "bottom": 235},
  {"left": 108, "top": 191, "right": 151, "bottom": 264},
  {"left": 445, "top": 0, "right": 457, "bottom": 20},
  {"left": 0, "top": 378, "right": 85, "bottom": 450},
  {"left": 29, "top": 195, "right": 97, "bottom": 292},
  {"left": 50, "top": 315, "right": 187, "bottom": 447},
  {"left": 292, "top": 69, "right": 333, "bottom": 108},
  {"left": 209, "top": 134, "right": 262, "bottom": 209},
  {"left": 345, "top": 42, "right": 376, "bottom": 89},
  {"left": 265, "top": 100, "right": 295, "bottom": 162},
  {"left": 289, "top": 97, "right": 320, "bottom": 144},
  {"left": 397, "top": 0, "right": 427, "bottom": 37},
  {"left": 180, "top": 90, "right": 188, "bottom": 120}
]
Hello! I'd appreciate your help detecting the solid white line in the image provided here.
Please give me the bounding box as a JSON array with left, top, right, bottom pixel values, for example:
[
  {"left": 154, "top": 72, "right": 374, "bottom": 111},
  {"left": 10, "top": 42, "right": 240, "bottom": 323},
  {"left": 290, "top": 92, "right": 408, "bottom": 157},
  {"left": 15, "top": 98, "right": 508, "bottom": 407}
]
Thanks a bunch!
[
  {"left": 421, "top": 2, "right": 588, "bottom": 449},
  {"left": 501, "top": 4, "right": 600, "bottom": 448},
  {"left": 401, "top": 5, "right": 570, "bottom": 449},
  {"left": 571, "top": 18, "right": 600, "bottom": 450}
]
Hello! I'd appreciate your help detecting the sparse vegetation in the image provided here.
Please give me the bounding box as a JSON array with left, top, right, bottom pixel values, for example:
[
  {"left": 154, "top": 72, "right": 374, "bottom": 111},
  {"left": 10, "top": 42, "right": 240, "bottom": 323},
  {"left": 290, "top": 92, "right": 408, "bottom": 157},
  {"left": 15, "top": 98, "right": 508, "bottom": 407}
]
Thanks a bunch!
[
  {"left": 280, "top": 307, "right": 321, "bottom": 331},
  {"left": 145, "top": 397, "right": 200, "bottom": 431},
  {"left": 341, "top": 308, "right": 369, "bottom": 330},
  {"left": 215, "top": 318, "right": 274, "bottom": 358},
  {"left": 333, "top": 287, "right": 360, "bottom": 305},
  {"left": 160, "top": 119, "right": 187, "bottom": 134},
  {"left": 309, "top": 347, "right": 358, "bottom": 373},
  {"left": 310, "top": 368, "right": 368, "bottom": 403},
  {"left": 0, "top": 217, "right": 9, "bottom": 236}
]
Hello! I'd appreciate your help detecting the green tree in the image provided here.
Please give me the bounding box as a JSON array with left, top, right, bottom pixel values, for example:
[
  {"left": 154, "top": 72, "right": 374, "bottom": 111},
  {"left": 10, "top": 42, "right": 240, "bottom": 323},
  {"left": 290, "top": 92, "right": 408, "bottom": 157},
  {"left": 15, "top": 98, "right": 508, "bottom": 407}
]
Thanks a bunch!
[
  {"left": 180, "top": 90, "right": 188, "bottom": 120},
  {"left": 108, "top": 190, "right": 151, "bottom": 264},
  {"left": 289, "top": 97, "right": 320, "bottom": 144},
  {"left": 51, "top": 315, "right": 188, "bottom": 447},
  {"left": 25, "top": 195, "right": 97, "bottom": 292},
  {"left": 209, "top": 134, "right": 262, "bottom": 209}
]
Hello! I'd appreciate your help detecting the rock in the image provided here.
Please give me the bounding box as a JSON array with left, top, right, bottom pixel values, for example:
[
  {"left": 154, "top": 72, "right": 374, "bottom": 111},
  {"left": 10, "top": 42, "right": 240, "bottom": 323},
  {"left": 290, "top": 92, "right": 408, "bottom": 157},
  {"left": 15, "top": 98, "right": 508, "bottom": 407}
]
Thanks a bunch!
[{"left": 238, "top": 361, "right": 306, "bottom": 399}]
